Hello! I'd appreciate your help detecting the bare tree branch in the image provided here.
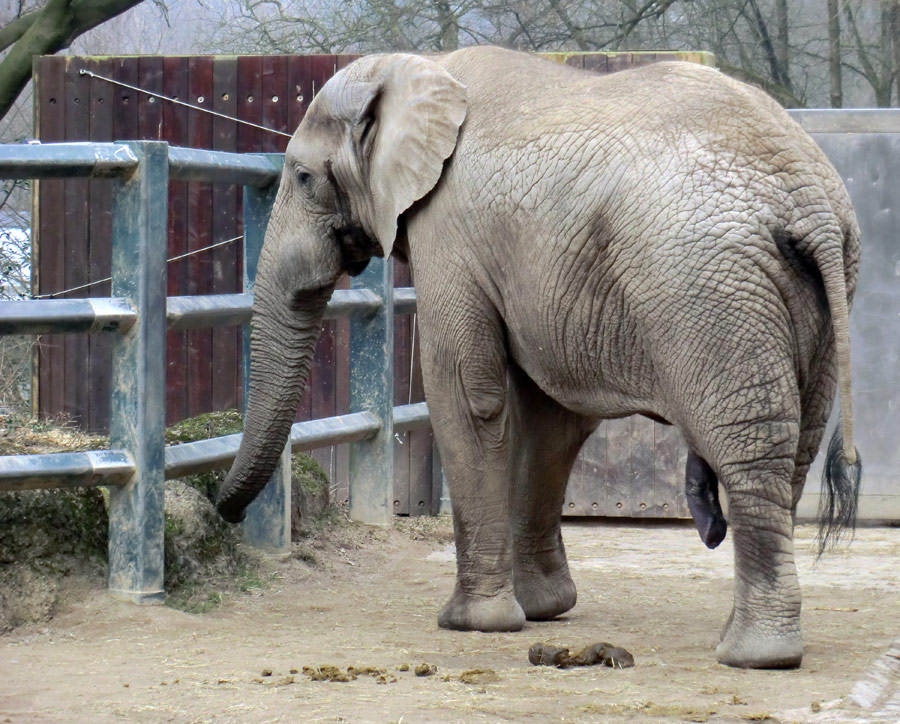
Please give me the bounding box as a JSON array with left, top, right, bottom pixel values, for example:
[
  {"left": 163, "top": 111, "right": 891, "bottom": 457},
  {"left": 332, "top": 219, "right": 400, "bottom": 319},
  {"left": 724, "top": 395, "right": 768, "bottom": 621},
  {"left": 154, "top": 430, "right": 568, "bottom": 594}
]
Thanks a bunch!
[{"left": 0, "top": 0, "right": 146, "bottom": 120}]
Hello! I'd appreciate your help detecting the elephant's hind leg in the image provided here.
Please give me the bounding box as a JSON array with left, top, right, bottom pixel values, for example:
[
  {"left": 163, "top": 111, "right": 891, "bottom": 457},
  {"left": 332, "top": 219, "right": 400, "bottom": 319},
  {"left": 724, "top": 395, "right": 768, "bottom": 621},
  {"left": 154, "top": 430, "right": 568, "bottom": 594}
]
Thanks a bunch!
[
  {"left": 711, "top": 419, "right": 803, "bottom": 669},
  {"left": 508, "top": 366, "right": 595, "bottom": 620}
]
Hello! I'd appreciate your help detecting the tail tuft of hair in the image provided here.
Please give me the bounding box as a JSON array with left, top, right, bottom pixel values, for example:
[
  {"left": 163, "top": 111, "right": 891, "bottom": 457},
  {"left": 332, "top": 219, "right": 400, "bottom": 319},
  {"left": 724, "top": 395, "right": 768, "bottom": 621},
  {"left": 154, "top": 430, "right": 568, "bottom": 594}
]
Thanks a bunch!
[{"left": 817, "top": 423, "right": 862, "bottom": 557}]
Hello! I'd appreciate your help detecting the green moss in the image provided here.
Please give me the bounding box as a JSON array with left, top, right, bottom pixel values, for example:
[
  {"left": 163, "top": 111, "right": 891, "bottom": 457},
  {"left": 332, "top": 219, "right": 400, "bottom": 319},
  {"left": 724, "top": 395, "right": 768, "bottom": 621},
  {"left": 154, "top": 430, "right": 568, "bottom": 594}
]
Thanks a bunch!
[
  {"left": 165, "top": 586, "right": 224, "bottom": 614},
  {"left": 291, "top": 452, "right": 328, "bottom": 495},
  {"left": 165, "top": 410, "right": 245, "bottom": 503},
  {"left": 165, "top": 409, "right": 244, "bottom": 445},
  {"left": 164, "top": 515, "right": 184, "bottom": 539}
]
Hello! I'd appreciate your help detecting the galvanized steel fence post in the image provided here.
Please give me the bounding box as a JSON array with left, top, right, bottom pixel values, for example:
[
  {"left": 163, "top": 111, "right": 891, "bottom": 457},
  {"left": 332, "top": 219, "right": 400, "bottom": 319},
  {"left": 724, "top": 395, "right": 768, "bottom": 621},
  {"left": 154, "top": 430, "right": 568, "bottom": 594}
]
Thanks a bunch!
[
  {"left": 240, "top": 158, "right": 292, "bottom": 550},
  {"left": 107, "top": 141, "right": 168, "bottom": 602},
  {"left": 349, "top": 258, "right": 395, "bottom": 526}
]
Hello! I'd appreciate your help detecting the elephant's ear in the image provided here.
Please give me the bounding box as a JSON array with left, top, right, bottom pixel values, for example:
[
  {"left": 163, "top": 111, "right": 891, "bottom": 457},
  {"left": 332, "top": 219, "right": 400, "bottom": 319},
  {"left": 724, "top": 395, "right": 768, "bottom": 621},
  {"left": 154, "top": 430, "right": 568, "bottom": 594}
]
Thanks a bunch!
[{"left": 358, "top": 55, "right": 467, "bottom": 257}]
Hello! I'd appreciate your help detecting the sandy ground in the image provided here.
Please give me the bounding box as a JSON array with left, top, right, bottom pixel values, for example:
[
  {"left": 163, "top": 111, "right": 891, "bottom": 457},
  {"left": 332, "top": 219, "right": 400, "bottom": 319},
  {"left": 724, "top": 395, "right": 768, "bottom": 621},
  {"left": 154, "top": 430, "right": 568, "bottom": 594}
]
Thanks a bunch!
[{"left": 1, "top": 518, "right": 898, "bottom": 724}]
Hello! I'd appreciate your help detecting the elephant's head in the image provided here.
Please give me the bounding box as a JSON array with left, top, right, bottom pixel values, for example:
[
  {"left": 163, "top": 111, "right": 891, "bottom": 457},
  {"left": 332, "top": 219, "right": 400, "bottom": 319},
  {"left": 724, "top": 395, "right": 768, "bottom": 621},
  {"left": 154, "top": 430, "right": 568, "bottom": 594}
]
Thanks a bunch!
[{"left": 216, "top": 54, "right": 467, "bottom": 523}]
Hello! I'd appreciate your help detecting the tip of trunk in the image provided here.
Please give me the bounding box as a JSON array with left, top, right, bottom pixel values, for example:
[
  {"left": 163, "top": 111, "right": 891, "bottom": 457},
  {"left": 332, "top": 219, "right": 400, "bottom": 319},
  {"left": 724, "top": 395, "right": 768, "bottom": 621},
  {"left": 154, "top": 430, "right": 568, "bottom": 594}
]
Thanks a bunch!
[{"left": 216, "top": 491, "right": 248, "bottom": 524}]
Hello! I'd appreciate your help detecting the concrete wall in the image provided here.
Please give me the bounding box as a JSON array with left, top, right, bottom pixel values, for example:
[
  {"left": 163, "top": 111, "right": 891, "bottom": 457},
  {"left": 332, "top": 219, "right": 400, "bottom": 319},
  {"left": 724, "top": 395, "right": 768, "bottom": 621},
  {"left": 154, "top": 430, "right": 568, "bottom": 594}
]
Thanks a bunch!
[{"left": 790, "top": 110, "right": 900, "bottom": 521}]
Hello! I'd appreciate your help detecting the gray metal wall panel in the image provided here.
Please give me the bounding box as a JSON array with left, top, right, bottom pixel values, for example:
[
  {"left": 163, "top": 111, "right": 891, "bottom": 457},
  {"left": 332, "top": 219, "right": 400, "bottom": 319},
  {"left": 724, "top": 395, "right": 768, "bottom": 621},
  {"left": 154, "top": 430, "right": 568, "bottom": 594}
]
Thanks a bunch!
[{"left": 802, "top": 131, "right": 900, "bottom": 508}]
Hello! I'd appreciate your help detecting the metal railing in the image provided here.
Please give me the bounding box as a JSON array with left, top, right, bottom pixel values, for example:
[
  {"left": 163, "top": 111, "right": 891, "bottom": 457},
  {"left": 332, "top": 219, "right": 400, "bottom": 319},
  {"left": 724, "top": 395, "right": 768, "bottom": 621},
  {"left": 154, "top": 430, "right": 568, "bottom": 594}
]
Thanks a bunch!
[{"left": 0, "top": 141, "right": 430, "bottom": 603}]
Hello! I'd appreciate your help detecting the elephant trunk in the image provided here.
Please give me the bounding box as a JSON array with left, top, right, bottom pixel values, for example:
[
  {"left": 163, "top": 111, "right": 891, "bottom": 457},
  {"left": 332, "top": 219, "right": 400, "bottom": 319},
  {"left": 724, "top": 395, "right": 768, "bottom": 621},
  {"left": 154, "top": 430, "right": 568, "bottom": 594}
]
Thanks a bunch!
[{"left": 216, "top": 281, "right": 333, "bottom": 524}]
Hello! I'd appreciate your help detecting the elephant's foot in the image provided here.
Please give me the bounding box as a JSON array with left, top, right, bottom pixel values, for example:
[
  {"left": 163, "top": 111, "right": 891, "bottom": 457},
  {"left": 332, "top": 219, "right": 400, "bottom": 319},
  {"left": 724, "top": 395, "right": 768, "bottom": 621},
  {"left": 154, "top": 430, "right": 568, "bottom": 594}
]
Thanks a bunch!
[
  {"left": 716, "top": 609, "right": 802, "bottom": 669},
  {"left": 438, "top": 587, "right": 526, "bottom": 632},
  {"left": 514, "top": 565, "right": 577, "bottom": 620}
]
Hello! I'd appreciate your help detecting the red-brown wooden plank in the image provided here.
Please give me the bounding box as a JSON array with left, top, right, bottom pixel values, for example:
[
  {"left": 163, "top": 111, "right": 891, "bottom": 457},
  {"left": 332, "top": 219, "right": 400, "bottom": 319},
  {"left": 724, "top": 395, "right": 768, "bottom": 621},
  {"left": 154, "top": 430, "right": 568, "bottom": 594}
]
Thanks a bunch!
[
  {"left": 86, "top": 57, "right": 115, "bottom": 431},
  {"left": 287, "top": 55, "right": 312, "bottom": 133},
  {"left": 186, "top": 57, "right": 214, "bottom": 417},
  {"left": 111, "top": 57, "right": 139, "bottom": 139},
  {"left": 35, "top": 57, "right": 66, "bottom": 422},
  {"left": 163, "top": 56, "right": 191, "bottom": 424},
  {"left": 137, "top": 56, "right": 164, "bottom": 140},
  {"left": 261, "top": 55, "right": 290, "bottom": 152},
  {"left": 63, "top": 58, "right": 91, "bottom": 426},
  {"left": 211, "top": 56, "right": 240, "bottom": 413},
  {"left": 582, "top": 54, "right": 607, "bottom": 74},
  {"left": 607, "top": 53, "right": 634, "bottom": 73}
]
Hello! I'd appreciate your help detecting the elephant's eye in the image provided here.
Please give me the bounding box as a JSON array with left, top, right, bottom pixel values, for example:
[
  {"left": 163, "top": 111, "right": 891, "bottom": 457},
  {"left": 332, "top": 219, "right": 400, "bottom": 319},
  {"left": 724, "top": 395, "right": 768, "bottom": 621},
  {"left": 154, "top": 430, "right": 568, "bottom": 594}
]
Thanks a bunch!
[{"left": 296, "top": 170, "right": 312, "bottom": 187}]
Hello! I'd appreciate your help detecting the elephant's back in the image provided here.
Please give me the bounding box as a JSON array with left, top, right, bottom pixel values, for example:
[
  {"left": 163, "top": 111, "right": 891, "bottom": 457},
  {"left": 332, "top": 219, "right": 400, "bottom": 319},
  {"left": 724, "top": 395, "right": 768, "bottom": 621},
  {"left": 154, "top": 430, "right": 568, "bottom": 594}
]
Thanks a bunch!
[{"left": 436, "top": 48, "right": 855, "bottom": 265}]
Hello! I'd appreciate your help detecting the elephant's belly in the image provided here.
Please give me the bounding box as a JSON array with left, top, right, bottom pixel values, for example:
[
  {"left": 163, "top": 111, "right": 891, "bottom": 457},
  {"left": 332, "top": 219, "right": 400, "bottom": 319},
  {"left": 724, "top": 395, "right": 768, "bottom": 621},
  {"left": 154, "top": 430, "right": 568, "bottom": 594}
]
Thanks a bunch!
[{"left": 509, "top": 338, "right": 668, "bottom": 423}]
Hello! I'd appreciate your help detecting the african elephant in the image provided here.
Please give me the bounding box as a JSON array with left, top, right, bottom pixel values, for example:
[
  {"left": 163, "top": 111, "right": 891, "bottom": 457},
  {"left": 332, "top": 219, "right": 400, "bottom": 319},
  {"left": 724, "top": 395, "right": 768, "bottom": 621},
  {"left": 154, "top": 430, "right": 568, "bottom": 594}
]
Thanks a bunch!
[{"left": 215, "top": 46, "right": 862, "bottom": 669}]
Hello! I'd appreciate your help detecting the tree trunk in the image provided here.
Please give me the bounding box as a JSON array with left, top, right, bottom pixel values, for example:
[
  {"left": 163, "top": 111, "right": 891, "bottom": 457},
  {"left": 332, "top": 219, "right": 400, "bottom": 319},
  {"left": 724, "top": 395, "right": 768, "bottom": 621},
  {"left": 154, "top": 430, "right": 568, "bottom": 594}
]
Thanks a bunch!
[
  {"left": 891, "top": 0, "right": 900, "bottom": 105},
  {"left": 775, "top": 0, "right": 790, "bottom": 87},
  {"left": 436, "top": 0, "right": 458, "bottom": 51},
  {"left": 828, "top": 0, "right": 843, "bottom": 108},
  {"left": 0, "top": 0, "right": 144, "bottom": 122}
]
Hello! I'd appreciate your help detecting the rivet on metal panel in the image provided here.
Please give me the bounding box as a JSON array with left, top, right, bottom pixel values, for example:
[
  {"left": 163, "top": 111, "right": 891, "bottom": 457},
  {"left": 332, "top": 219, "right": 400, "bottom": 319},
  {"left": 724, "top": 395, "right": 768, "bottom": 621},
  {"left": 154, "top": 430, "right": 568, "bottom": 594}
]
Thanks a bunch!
[
  {"left": 272, "top": 96, "right": 279, "bottom": 103},
  {"left": 663, "top": 503, "right": 669, "bottom": 511},
  {"left": 616, "top": 501, "right": 623, "bottom": 509},
  {"left": 568, "top": 502, "right": 575, "bottom": 508},
  {"left": 197, "top": 96, "right": 205, "bottom": 103},
  {"left": 591, "top": 502, "right": 598, "bottom": 509},
  {"left": 296, "top": 95, "right": 303, "bottom": 103},
  {"left": 640, "top": 502, "right": 647, "bottom": 510}
]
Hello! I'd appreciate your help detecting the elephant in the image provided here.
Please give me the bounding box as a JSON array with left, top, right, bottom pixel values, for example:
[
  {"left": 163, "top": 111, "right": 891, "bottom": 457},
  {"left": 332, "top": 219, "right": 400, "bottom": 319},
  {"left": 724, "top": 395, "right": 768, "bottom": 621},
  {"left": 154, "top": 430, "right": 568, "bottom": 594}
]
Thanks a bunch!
[
  {"left": 686, "top": 451, "right": 728, "bottom": 549},
  {"left": 215, "top": 46, "right": 863, "bottom": 669}
]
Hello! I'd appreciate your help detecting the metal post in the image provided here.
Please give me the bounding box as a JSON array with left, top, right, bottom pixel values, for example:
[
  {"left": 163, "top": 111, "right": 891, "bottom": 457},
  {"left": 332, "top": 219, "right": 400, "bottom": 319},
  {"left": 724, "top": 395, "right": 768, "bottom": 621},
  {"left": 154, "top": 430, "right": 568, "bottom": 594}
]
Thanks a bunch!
[
  {"left": 240, "top": 161, "right": 292, "bottom": 551},
  {"left": 349, "top": 257, "right": 394, "bottom": 526},
  {"left": 107, "top": 141, "right": 168, "bottom": 603}
]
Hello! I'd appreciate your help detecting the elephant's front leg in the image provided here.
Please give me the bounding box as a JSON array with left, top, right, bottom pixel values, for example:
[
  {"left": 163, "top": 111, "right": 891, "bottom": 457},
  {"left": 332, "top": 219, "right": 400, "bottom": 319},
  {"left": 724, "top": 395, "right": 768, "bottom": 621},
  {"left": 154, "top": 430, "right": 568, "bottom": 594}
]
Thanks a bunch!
[
  {"left": 422, "top": 306, "right": 525, "bottom": 632},
  {"left": 508, "top": 365, "right": 594, "bottom": 620}
]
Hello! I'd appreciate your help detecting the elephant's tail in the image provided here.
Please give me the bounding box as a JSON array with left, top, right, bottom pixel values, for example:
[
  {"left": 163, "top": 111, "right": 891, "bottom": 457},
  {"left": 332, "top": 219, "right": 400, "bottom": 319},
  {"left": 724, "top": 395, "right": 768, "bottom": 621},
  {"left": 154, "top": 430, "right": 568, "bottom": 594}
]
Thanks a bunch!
[{"left": 806, "top": 231, "right": 862, "bottom": 555}]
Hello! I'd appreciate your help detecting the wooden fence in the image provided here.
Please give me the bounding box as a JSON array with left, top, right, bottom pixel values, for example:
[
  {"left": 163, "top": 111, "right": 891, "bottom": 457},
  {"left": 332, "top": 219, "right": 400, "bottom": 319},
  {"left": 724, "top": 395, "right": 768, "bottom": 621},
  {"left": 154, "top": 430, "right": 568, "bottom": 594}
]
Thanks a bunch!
[{"left": 33, "top": 51, "right": 713, "bottom": 518}]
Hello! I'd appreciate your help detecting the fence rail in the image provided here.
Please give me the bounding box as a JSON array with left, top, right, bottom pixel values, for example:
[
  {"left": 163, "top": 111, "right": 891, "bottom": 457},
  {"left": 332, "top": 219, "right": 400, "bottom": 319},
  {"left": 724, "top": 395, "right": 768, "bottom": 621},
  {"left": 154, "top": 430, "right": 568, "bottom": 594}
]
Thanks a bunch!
[{"left": 0, "top": 140, "right": 428, "bottom": 603}]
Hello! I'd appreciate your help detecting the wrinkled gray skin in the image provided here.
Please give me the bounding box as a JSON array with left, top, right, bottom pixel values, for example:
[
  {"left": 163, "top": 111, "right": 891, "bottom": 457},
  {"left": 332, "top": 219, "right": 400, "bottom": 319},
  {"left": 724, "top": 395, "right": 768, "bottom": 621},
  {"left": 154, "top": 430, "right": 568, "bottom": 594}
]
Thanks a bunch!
[{"left": 216, "top": 47, "right": 861, "bottom": 669}]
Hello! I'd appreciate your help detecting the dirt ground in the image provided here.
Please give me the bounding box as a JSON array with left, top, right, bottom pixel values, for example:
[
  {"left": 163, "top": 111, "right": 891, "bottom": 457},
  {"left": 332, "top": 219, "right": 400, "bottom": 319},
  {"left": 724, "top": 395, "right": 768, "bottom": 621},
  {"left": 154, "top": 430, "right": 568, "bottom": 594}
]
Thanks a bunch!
[{"left": 1, "top": 517, "right": 898, "bottom": 724}]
